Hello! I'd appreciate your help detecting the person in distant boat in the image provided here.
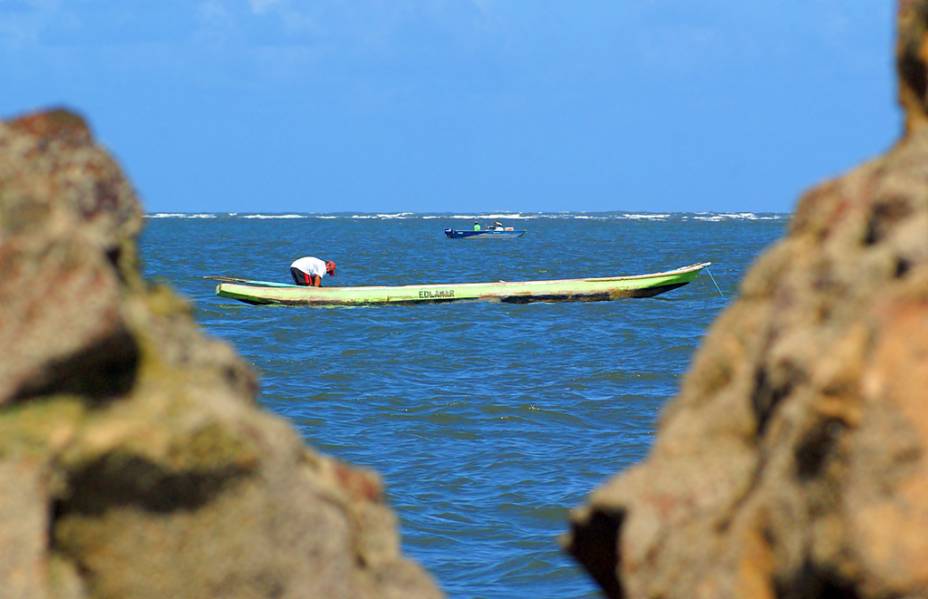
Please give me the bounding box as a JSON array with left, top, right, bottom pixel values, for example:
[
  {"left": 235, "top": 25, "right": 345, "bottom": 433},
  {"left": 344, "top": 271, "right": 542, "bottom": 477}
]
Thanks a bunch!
[
  {"left": 473, "top": 222, "right": 481, "bottom": 231},
  {"left": 494, "top": 221, "right": 504, "bottom": 230},
  {"left": 290, "top": 256, "right": 336, "bottom": 287}
]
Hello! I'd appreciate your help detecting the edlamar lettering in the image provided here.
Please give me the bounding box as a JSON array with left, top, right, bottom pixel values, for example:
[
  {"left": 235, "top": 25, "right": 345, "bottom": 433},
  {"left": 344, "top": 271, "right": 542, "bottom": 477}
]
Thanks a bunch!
[{"left": 419, "top": 289, "right": 455, "bottom": 299}]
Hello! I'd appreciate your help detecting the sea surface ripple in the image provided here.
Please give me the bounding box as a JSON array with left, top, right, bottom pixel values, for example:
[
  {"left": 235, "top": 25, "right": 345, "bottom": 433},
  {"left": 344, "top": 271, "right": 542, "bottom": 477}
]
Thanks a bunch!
[{"left": 141, "top": 212, "right": 786, "bottom": 598}]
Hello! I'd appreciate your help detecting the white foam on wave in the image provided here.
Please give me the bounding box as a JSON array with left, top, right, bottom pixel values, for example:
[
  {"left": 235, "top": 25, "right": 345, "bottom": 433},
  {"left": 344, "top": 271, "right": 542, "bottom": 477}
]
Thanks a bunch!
[
  {"left": 314, "top": 215, "right": 338, "bottom": 219},
  {"left": 750, "top": 214, "right": 785, "bottom": 220},
  {"left": 479, "top": 213, "right": 532, "bottom": 219},
  {"left": 351, "top": 212, "right": 414, "bottom": 219},
  {"left": 441, "top": 213, "right": 536, "bottom": 220},
  {"left": 691, "top": 212, "right": 782, "bottom": 222},
  {"left": 242, "top": 214, "right": 306, "bottom": 219},
  {"left": 542, "top": 213, "right": 605, "bottom": 219},
  {"left": 620, "top": 213, "right": 670, "bottom": 220},
  {"left": 147, "top": 213, "right": 216, "bottom": 219}
]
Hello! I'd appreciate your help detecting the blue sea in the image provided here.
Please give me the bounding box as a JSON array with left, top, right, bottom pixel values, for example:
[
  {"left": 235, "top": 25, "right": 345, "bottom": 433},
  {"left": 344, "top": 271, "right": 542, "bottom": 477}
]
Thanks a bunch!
[{"left": 141, "top": 211, "right": 786, "bottom": 598}]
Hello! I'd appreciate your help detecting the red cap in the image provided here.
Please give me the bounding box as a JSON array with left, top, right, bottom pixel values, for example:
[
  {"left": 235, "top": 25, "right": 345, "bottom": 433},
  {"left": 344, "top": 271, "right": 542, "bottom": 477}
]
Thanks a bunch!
[{"left": 325, "top": 260, "right": 336, "bottom": 276}]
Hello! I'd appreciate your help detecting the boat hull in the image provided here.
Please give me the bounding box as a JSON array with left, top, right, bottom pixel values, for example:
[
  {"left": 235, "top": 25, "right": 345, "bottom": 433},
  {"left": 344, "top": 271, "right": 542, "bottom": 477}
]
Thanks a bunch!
[
  {"left": 444, "top": 228, "right": 526, "bottom": 239},
  {"left": 214, "top": 263, "right": 711, "bottom": 307}
]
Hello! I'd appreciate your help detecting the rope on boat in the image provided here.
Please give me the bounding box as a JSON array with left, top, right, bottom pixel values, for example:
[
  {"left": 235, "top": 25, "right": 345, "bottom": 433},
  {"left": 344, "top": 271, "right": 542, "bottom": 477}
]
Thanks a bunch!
[{"left": 705, "top": 266, "right": 725, "bottom": 298}]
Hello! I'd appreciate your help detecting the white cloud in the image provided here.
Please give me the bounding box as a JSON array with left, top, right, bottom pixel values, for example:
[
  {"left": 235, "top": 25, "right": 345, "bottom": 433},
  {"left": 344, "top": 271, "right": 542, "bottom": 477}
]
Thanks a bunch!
[
  {"left": 249, "top": 0, "right": 280, "bottom": 15},
  {"left": 470, "top": 0, "right": 493, "bottom": 16},
  {"left": 242, "top": 0, "right": 317, "bottom": 36},
  {"left": 199, "top": 0, "right": 230, "bottom": 21},
  {"left": 0, "top": 0, "right": 73, "bottom": 49},
  {"left": 194, "top": 0, "right": 237, "bottom": 45}
]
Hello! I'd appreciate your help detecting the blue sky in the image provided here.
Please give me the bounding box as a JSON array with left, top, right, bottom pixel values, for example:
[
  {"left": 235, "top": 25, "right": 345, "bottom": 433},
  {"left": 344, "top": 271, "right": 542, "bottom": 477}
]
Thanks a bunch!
[{"left": 1, "top": 1, "right": 899, "bottom": 213}]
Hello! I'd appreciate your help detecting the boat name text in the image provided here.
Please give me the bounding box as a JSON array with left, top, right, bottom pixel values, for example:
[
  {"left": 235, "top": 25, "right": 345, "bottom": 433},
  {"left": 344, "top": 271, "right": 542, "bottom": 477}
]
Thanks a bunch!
[{"left": 419, "top": 289, "right": 455, "bottom": 299}]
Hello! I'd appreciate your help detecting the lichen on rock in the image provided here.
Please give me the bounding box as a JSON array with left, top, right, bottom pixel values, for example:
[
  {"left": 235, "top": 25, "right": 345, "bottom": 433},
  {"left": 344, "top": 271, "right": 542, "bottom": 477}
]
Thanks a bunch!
[
  {"left": 565, "top": 3, "right": 928, "bottom": 598},
  {"left": 0, "top": 108, "right": 442, "bottom": 599}
]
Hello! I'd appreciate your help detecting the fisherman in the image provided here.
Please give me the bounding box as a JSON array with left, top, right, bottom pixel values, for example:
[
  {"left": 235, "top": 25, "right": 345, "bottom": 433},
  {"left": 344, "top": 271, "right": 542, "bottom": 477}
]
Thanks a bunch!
[
  {"left": 494, "top": 220, "right": 504, "bottom": 230},
  {"left": 290, "top": 256, "right": 336, "bottom": 287},
  {"left": 473, "top": 222, "right": 481, "bottom": 231}
]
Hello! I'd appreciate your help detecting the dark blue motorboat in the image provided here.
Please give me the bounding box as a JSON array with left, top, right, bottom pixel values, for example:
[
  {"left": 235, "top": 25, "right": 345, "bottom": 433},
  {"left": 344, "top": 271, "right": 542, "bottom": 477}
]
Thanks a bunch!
[{"left": 444, "top": 228, "right": 526, "bottom": 239}]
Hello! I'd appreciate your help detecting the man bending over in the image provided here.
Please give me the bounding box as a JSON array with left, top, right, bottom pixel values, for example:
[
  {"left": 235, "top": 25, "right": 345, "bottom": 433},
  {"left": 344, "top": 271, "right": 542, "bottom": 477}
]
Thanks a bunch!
[{"left": 290, "top": 256, "right": 336, "bottom": 287}]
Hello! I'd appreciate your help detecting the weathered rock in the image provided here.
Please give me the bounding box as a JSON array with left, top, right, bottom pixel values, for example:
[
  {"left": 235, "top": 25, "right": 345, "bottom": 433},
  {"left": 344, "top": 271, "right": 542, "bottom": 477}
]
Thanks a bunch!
[
  {"left": 0, "top": 109, "right": 442, "bottom": 599},
  {"left": 565, "top": 4, "right": 928, "bottom": 598}
]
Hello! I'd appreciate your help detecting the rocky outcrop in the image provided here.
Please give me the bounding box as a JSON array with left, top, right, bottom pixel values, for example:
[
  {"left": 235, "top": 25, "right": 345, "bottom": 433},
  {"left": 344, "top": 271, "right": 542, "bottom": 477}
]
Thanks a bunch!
[
  {"left": 565, "top": 4, "right": 928, "bottom": 598},
  {"left": 0, "top": 109, "right": 441, "bottom": 598}
]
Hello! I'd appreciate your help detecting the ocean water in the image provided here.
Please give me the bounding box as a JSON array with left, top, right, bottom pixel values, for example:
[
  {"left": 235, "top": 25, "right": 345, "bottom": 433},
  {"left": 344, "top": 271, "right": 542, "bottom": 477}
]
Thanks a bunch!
[{"left": 141, "top": 211, "right": 787, "bottom": 598}]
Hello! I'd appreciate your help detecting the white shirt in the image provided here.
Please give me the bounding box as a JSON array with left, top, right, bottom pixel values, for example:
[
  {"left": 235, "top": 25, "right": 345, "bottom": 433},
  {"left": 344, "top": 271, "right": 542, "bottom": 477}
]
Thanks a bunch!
[{"left": 290, "top": 256, "right": 328, "bottom": 278}]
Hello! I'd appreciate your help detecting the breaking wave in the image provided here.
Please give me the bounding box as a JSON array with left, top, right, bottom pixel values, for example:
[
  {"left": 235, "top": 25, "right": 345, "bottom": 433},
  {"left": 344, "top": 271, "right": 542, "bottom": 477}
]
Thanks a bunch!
[
  {"left": 619, "top": 213, "right": 670, "bottom": 220},
  {"left": 241, "top": 214, "right": 307, "bottom": 219},
  {"left": 146, "top": 213, "right": 216, "bottom": 219},
  {"left": 351, "top": 212, "right": 415, "bottom": 219},
  {"left": 690, "top": 212, "right": 782, "bottom": 222}
]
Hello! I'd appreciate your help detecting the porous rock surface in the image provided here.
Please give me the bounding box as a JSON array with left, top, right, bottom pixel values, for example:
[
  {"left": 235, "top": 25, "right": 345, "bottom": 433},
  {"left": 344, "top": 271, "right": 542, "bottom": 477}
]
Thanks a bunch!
[
  {"left": 0, "top": 109, "right": 442, "bottom": 599},
  {"left": 566, "top": 3, "right": 928, "bottom": 598}
]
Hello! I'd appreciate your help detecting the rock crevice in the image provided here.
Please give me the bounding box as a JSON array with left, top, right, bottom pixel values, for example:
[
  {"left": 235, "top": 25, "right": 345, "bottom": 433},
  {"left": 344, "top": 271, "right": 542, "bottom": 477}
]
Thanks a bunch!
[
  {"left": 565, "top": 4, "right": 928, "bottom": 598},
  {"left": 0, "top": 109, "right": 441, "bottom": 599}
]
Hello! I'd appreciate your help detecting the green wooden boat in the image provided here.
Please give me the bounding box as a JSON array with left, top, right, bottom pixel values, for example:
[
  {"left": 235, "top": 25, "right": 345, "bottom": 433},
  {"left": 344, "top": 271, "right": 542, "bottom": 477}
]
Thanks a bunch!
[{"left": 211, "top": 262, "right": 711, "bottom": 306}]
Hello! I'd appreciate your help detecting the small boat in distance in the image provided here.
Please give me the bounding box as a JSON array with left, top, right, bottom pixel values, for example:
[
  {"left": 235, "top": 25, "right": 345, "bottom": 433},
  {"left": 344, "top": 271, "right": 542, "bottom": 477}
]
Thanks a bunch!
[
  {"left": 444, "top": 227, "right": 526, "bottom": 239},
  {"left": 211, "top": 262, "right": 711, "bottom": 307}
]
